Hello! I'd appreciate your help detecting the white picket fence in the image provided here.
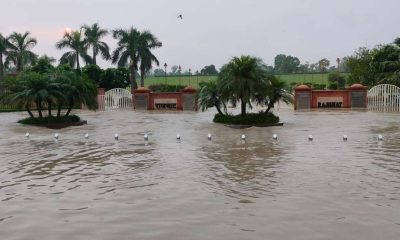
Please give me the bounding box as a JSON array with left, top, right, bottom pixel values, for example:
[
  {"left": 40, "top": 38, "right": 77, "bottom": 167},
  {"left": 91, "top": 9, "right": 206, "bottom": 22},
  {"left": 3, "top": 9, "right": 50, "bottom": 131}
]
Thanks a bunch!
[{"left": 368, "top": 84, "right": 400, "bottom": 112}]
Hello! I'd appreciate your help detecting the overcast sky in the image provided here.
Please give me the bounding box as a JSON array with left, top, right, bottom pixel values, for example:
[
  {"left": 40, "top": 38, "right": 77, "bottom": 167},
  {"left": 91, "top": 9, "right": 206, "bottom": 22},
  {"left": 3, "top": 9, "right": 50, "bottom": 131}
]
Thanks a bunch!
[{"left": 1, "top": 0, "right": 399, "bottom": 71}]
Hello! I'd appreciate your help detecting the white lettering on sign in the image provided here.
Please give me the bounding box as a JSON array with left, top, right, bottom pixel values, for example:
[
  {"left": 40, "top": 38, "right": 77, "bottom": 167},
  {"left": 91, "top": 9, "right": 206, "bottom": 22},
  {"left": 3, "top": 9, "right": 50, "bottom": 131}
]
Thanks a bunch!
[{"left": 154, "top": 99, "right": 177, "bottom": 104}]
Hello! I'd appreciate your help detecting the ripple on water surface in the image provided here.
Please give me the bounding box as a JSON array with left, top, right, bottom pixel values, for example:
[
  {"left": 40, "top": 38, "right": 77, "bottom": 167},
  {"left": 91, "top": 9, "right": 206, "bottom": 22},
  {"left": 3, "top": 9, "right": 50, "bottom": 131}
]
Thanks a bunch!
[{"left": 0, "top": 109, "right": 400, "bottom": 240}]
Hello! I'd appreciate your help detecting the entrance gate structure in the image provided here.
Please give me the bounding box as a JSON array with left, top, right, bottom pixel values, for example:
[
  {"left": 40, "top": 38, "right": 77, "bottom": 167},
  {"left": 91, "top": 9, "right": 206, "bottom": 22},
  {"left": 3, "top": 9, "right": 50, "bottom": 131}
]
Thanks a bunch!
[
  {"left": 102, "top": 88, "right": 133, "bottom": 110},
  {"left": 368, "top": 84, "right": 400, "bottom": 112}
]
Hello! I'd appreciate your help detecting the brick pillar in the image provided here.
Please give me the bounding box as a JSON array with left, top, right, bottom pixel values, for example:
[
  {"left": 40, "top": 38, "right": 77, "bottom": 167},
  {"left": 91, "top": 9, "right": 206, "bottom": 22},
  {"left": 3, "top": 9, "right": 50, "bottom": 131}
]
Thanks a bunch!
[
  {"left": 348, "top": 84, "right": 368, "bottom": 108},
  {"left": 133, "top": 87, "right": 151, "bottom": 110},
  {"left": 294, "top": 85, "right": 312, "bottom": 110}
]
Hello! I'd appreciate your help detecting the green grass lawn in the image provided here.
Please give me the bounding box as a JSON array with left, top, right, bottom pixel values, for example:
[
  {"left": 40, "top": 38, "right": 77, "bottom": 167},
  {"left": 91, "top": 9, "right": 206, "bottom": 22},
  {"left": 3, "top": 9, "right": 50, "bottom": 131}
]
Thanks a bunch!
[{"left": 144, "top": 73, "right": 349, "bottom": 88}]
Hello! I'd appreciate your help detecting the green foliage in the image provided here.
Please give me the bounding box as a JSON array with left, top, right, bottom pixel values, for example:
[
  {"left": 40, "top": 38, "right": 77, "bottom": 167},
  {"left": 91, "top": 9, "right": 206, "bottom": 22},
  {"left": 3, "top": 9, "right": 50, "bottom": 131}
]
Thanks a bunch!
[
  {"left": 198, "top": 80, "right": 226, "bottom": 115},
  {"left": 148, "top": 84, "right": 185, "bottom": 92},
  {"left": 274, "top": 54, "right": 300, "bottom": 73},
  {"left": 200, "top": 65, "right": 218, "bottom": 75},
  {"left": 213, "top": 112, "right": 279, "bottom": 125},
  {"left": 99, "top": 68, "right": 130, "bottom": 90},
  {"left": 82, "top": 64, "right": 103, "bottom": 84},
  {"left": 82, "top": 23, "right": 110, "bottom": 65},
  {"left": 3, "top": 69, "right": 98, "bottom": 119},
  {"left": 6, "top": 31, "right": 38, "bottom": 71},
  {"left": 30, "top": 55, "right": 55, "bottom": 73},
  {"left": 312, "top": 84, "right": 326, "bottom": 90},
  {"left": 328, "top": 83, "right": 338, "bottom": 90},
  {"left": 345, "top": 47, "right": 376, "bottom": 86},
  {"left": 318, "top": 58, "right": 330, "bottom": 72},
  {"left": 56, "top": 31, "right": 91, "bottom": 70},
  {"left": 18, "top": 115, "right": 80, "bottom": 125},
  {"left": 328, "top": 72, "right": 346, "bottom": 89}
]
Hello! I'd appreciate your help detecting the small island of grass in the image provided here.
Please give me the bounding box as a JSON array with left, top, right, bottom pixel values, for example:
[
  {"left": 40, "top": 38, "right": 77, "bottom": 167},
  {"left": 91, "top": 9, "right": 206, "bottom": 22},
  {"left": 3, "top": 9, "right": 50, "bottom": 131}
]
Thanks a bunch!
[{"left": 198, "top": 55, "right": 292, "bottom": 127}]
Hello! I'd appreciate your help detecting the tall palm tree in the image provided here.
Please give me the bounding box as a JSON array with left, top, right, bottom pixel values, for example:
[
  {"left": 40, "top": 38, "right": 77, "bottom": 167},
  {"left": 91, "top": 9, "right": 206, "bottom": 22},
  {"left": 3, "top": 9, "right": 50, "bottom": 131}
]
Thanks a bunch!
[
  {"left": 6, "top": 31, "right": 37, "bottom": 72},
  {"left": 0, "top": 33, "right": 12, "bottom": 90},
  {"left": 82, "top": 23, "right": 110, "bottom": 65},
  {"left": 112, "top": 27, "right": 140, "bottom": 92},
  {"left": 112, "top": 27, "right": 162, "bottom": 91},
  {"left": 218, "top": 55, "right": 270, "bottom": 116},
  {"left": 56, "top": 31, "right": 91, "bottom": 70},
  {"left": 137, "top": 31, "right": 162, "bottom": 87}
]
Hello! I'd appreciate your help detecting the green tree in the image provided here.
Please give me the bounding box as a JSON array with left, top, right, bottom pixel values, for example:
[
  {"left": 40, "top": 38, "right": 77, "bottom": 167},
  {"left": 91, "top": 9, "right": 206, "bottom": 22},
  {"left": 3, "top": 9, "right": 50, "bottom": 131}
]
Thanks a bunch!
[
  {"left": 99, "top": 68, "right": 130, "bottom": 90},
  {"left": 56, "top": 31, "right": 91, "bottom": 70},
  {"left": 112, "top": 27, "right": 140, "bottom": 92},
  {"left": 6, "top": 31, "right": 37, "bottom": 72},
  {"left": 218, "top": 55, "right": 271, "bottom": 116},
  {"left": 0, "top": 33, "right": 13, "bottom": 90},
  {"left": 198, "top": 80, "right": 226, "bottom": 115},
  {"left": 274, "top": 54, "right": 300, "bottom": 73},
  {"left": 371, "top": 44, "right": 400, "bottom": 86},
  {"left": 328, "top": 72, "right": 346, "bottom": 89},
  {"left": 264, "top": 76, "right": 293, "bottom": 113},
  {"left": 200, "top": 65, "right": 218, "bottom": 75},
  {"left": 318, "top": 58, "right": 330, "bottom": 72},
  {"left": 82, "top": 64, "right": 103, "bottom": 85},
  {"left": 82, "top": 23, "right": 110, "bottom": 65},
  {"left": 30, "top": 55, "right": 55, "bottom": 74},
  {"left": 137, "top": 31, "right": 162, "bottom": 87},
  {"left": 345, "top": 47, "right": 376, "bottom": 86}
]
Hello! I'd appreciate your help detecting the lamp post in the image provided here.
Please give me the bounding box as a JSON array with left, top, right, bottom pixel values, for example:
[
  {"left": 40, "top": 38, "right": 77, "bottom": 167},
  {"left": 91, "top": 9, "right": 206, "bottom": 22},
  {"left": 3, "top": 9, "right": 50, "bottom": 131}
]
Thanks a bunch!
[
  {"left": 188, "top": 68, "right": 191, "bottom": 86},
  {"left": 178, "top": 65, "right": 182, "bottom": 85},
  {"left": 164, "top": 63, "right": 168, "bottom": 84}
]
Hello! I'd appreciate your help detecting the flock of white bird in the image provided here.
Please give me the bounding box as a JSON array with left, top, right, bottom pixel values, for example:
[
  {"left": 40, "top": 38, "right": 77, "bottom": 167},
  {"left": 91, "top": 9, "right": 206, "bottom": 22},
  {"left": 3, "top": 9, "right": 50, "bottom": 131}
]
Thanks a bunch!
[{"left": 23, "top": 132, "right": 384, "bottom": 142}]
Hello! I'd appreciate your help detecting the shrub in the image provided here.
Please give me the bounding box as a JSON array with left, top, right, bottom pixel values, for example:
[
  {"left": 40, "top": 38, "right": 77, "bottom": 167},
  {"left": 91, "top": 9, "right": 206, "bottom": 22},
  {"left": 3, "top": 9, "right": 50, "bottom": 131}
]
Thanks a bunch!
[
  {"left": 148, "top": 84, "right": 186, "bottom": 92},
  {"left": 213, "top": 112, "right": 279, "bottom": 125},
  {"left": 328, "top": 83, "right": 338, "bottom": 90}
]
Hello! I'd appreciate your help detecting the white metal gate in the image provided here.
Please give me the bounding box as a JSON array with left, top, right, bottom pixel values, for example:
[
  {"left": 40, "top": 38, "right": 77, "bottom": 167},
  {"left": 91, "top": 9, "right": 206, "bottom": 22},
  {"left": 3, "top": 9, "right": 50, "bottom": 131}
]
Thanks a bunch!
[
  {"left": 368, "top": 84, "right": 400, "bottom": 112},
  {"left": 104, "top": 88, "right": 132, "bottom": 110}
]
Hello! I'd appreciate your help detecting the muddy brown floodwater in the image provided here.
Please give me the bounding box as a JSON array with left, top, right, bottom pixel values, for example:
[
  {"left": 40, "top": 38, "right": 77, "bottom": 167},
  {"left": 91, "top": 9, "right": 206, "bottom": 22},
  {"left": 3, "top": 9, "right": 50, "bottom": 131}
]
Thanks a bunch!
[{"left": 0, "top": 108, "right": 399, "bottom": 240}]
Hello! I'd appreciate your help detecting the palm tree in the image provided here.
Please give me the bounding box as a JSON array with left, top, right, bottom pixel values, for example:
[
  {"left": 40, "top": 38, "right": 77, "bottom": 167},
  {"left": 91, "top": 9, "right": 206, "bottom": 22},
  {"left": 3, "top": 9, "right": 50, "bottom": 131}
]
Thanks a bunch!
[
  {"left": 112, "top": 27, "right": 162, "bottom": 91},
  {"left": 0, "top": 33, "right": 12, "bottom": 90},
  {"left": 56, "top": 31, "right": 91, "bottom": 70},
  {"left": 112, "top": 27, "right": 140, "bottom": 92},
  {"left": 6, "top": 31, "right": 37, "bottom": 72},
  {"left": 198, "top": 80, "right": 226, "bottom": 115},
  {"left": 137, "top": 31, "right": 162, "bottom": 87},
  {"left": 218, "top": 55, "right": 271, "bottom": 116},
  {"left": 53, "top": 70, "right": 97, "bottom": 116},
  {"left": 82, "top": 23, "right": 110, "bottom": 65},
  {"left": 264, "top": 76, "right": 293, "bottom": 113}
]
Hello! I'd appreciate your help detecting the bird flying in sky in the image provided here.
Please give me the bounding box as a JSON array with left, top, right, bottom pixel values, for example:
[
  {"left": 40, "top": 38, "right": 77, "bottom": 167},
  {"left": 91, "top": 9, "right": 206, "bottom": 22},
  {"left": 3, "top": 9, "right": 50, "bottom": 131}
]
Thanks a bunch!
[{"left": 178, "top": 14, "right": 183, "bottom": 19}]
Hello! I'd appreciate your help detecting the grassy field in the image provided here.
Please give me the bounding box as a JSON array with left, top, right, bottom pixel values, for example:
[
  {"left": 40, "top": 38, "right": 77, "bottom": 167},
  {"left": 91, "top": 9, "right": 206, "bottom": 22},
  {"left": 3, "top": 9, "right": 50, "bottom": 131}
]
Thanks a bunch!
[{"left": 144, "top": 73, "right": 349, "bottom": 88}]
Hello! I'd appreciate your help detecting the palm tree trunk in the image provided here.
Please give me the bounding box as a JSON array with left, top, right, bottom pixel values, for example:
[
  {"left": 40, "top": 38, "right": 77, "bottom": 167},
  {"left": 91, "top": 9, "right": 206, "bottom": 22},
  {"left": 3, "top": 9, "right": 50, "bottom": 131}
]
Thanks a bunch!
[
  {"left": 240, "top": 97, "right": 246, "bottom": 116},
  {"left": 214, "top": 100, "right": 224, "bottom": 115},
  {"left": 93, "top": 48, "right": 96, "bottom": 65},
  {"left": 65, "top": 100, "right": 73, "bottom": 116},
  {"left": 37, "top": 100, "right": 43, "bottom": 118},
  {"left": 0, "top": 53, "right": 4, "bottom": 92},
  {"left": 57, "top": 104, "right": 62, "bottom": 117},
  {"left": 130, "top": 64, "right": 138, "bottom": 93},
  {"left": 25, "top": 106, "right": 34, "bottom": 118},
  {"left": 140, "top": 68, "right": 145, "bottom": 87},
  {"left": 76, "top": 51, "right": 80, "bottom": 70},
  {"left": 48, "top": 101, "right": 52, "bottom": 116}
]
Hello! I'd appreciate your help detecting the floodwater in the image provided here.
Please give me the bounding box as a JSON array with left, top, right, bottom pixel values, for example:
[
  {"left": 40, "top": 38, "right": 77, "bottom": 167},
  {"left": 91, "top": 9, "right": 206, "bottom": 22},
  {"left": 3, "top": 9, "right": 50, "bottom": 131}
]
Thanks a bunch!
[{"left": 0, "top": 107, "right": 400, "bottom": 240}]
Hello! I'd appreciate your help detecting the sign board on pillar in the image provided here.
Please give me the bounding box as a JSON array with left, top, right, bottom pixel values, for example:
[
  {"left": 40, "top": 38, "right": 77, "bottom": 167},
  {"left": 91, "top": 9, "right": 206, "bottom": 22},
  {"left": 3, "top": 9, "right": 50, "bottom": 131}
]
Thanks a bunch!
[
  {"left": 154, "top": 98, "right": 177, "bottom": 109},
  {"left": 135, "top": 95, "right": 148, "bottom": 109},
  {"left": 183, "top": 94, "right": 196, "bottom": 110},
  {"left": 296, "top": 92, "right": 311, "bottom": 109},
  {"left": 351, "top": 92, "right": 366, "bottom": 108}
]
